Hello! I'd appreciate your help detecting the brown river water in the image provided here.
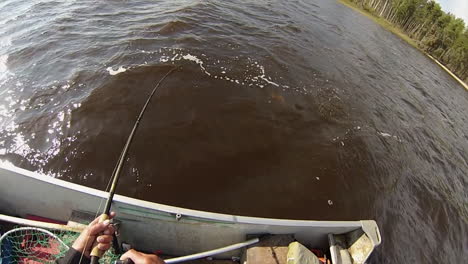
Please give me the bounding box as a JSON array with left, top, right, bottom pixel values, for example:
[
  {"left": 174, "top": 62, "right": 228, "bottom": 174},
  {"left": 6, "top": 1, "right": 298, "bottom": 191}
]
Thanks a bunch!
[{"left": 0, "top": 0, "right": 467, "bottom": 262}]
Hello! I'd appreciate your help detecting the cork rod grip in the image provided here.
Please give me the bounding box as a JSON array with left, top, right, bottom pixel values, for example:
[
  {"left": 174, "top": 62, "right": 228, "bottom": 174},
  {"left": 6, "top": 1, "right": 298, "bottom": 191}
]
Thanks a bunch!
[{"left": 90, "top": 214, "right": 109, "bottom": 261}]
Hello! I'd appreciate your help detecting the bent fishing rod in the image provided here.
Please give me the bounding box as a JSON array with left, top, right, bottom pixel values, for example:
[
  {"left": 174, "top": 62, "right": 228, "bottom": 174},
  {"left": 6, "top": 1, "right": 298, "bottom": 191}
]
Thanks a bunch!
[{"left": 90, "top": 66, "right": 178, "bottom": 264}]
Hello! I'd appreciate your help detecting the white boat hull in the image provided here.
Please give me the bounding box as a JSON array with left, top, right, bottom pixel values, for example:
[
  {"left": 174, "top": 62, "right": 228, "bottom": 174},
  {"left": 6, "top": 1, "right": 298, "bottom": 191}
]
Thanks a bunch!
[{"left": 0, "top": 163, "right": 381, "bottom": 261}]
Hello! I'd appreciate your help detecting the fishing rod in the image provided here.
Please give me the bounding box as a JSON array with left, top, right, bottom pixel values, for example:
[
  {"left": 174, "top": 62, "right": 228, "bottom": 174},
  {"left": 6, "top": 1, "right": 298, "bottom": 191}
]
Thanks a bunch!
[{"left": 90, "top": 66, "right": 178, "bottom": 264}]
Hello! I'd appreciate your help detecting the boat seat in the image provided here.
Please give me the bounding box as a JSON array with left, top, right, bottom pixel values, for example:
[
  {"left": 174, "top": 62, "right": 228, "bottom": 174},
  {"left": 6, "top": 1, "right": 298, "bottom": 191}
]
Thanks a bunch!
[{"left": 329, "top": 228, "right": 374, "bottom": 264}]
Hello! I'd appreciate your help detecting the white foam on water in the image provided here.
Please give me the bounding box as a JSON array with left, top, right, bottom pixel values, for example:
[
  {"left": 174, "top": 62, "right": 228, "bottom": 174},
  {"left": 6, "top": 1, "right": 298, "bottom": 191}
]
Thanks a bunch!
[
  {"left": 139, "top": 48, "right": 310, "bottom": 94},
  {"left": 378, "top": 131, "right": 402, "bottom": 142},
  {"left": 106, "top": 66, "right": 127, "bottom": 75},
  {"left": 378, "top": 132, "right": 392, "bottom": 137},
  {"left": 182, "top": 54, "right": 210, "bottom": 76},
  {"left": 257, "top": 64, "right": 280, "bottom": 87},
  {"left": 171, "top": 54, "right": 179, "bottom": 61}
]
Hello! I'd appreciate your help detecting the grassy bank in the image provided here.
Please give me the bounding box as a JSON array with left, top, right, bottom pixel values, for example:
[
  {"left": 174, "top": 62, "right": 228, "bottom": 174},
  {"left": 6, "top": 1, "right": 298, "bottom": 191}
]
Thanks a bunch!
[{"left": 338, "top": 0, "right": 468, "bottom": 91}]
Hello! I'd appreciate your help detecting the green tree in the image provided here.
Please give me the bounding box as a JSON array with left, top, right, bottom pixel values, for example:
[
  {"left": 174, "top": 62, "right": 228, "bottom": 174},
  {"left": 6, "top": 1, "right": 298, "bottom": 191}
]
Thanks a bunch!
[{"left": 347, "top": 0, "right": 467, "bottom": 82}]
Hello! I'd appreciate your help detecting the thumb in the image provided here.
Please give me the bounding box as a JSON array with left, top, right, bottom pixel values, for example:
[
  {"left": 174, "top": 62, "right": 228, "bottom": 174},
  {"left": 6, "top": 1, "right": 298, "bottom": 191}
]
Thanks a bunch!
[
  {"left": 120, "top": 249, "right": 138, "bottom": 261},
  {"left": 87, "top": 219, "right": 111, "bottom": 236}
]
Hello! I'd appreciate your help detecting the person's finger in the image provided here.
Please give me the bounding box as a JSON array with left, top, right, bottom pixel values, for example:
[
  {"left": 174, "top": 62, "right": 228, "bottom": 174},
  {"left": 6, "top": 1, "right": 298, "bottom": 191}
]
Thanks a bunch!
[
  {"left": 109, "top": 211, "right": 116, "bottom": 219},
  {"left": 97, "top": 235, "right": 113, "bottom": 244},
  {"left": 103, "top": 224, "right": 115, "bottom": 235},
  {"left": 97, "top": 243, "right": 111, "bottom": 251},
  {"left": 87, "top": 219, "right": 111, "bottom": 235},
  {"left": 120, "top": 249, "right": 139, "bottom": 261}
]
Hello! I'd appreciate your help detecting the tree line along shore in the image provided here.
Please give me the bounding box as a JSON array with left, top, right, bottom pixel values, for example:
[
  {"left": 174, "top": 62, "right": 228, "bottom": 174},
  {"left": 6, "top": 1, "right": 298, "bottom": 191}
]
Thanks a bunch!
[{"left": 340, "top": 0, "right": 468, "bottom": 87}]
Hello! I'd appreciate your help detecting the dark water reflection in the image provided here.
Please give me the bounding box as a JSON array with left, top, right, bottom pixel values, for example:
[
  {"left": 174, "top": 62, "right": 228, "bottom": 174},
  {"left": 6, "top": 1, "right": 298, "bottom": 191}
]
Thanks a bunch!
[{"left": 0, "top": 0, "right": 467, "bottom": 262}]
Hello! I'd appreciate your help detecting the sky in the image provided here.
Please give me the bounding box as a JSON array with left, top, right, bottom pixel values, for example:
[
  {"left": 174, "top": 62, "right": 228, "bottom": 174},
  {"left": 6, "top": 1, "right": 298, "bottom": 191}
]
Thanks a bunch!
[{"left": 435, "top": 0, "right": 468, "bottom": 24}]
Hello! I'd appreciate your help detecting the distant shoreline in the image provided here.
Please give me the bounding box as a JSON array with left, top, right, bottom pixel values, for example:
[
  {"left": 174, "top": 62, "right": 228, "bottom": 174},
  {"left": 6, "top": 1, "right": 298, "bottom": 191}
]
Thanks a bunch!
[{"left": 338, "top": 0, "right": 468, "bottom": 91}]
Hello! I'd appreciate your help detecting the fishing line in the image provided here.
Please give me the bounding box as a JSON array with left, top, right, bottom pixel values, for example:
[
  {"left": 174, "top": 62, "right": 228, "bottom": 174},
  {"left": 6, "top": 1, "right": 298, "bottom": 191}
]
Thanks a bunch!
[{"left": 76, "top": 66, "right": 178, "bottom": 264}]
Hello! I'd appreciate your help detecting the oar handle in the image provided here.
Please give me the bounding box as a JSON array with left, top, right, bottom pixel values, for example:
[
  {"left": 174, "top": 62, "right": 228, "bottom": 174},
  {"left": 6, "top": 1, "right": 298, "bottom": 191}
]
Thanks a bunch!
[{"left": 90, "top": 214, "right": 110, "bottom": 263}]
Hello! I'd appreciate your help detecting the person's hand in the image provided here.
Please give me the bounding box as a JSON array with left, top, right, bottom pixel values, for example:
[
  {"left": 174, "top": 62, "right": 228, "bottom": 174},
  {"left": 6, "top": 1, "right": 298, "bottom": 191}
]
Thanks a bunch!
[
  {"left": 72, "top": 212, "right": 116, "bottom": 257},
  {"left": 120, "top": 249, "right": 166, "bottom": 264}
]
